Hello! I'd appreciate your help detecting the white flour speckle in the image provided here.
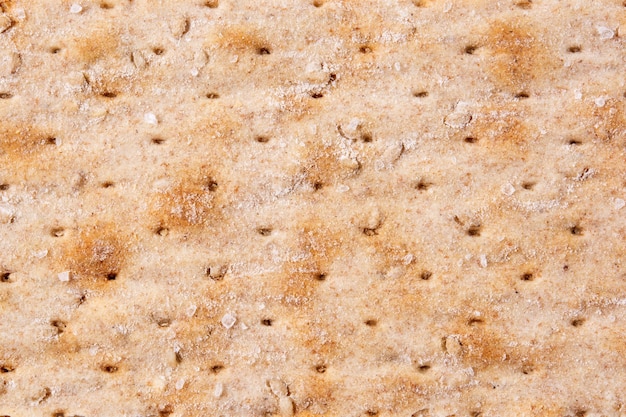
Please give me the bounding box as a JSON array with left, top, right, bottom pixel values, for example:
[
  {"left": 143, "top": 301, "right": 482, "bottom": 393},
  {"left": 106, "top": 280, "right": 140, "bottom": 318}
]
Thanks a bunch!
[
  {"left": 70, "top": 4, "right": 82, "bottom": 13},
  {"left": 221, "top": 313, "right": 236, "bottom": 329},
  {"left": 614, "top": 198, "right": 625, "bottom": 210},
  {"left": 144, "top": 113, "right": 158, "bottom": 125},
  {"left": 58, "top": 271, "right": 71, "bottom": 282}
]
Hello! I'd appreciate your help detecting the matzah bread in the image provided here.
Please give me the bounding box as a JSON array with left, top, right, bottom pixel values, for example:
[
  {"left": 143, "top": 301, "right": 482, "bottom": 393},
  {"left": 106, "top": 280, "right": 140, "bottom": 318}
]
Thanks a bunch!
[{"left": 1, "top": 1, "right": 626, "bottom": 416}]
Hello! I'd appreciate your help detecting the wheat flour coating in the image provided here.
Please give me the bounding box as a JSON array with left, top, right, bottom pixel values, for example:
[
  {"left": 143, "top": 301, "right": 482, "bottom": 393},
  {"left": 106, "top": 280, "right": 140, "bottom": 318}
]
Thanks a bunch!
[{"left": 0, "top": 0, "right": 626, "bottom": 416}]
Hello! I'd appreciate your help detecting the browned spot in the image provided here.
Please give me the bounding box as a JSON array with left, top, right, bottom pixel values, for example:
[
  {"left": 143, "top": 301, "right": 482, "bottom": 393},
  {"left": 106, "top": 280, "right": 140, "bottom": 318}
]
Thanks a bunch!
[
  {"left": 209, "top": 25, "right": 270, "bottom": 54},
  {"left": 150, "top": 168, "right": 225, "bottom": 229},
  {"left": 484, "top": 20, "right": 557, "bottom": 92},
  {"left": 299, "top": 140, "right": 360, "bottom": 188},
  {"left": 59, "top": 222, "right": 129, "bottom": 291},
  {"left": 67, "top": 24, "right": 122, "bottom": 66},
  {"left": 0, "top": 123, "right": 61, "bottom": 181}
]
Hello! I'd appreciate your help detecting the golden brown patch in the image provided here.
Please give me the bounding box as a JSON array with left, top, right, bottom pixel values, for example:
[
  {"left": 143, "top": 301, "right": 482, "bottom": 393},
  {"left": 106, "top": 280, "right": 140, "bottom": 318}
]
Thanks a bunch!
[
  {"left": 67, "top": 24, "right": 122, "bottom": 66},
  {"left": 0, "top": 123, "right": 60, "bottom": 181},
  {"left": 150, "top": 167, "right": 224, "bottom": 230},
  {"left": 299, "top": 139, "right": 361, "bottom": 189},
  {"left": 483, "top": 20, "right": 557, "bottom": 92},
  {"left": 208, "top": 25, "right": 270, "bottom": 54},
  {"left": 60, "top": 222, "right": 130, "bottom": 291}
]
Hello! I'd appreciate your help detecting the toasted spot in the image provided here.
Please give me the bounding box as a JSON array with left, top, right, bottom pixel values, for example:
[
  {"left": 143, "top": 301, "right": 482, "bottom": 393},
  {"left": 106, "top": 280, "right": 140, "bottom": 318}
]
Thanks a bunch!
[
  {"left": 209, "top": 25, "right": 270, "bottom": 54},
  {"left": 59, "top": 222, "right": 129, "bottom": 291},
  {"left": 484, "top": 19, "right": 557, "bottom": 92},
  {"left": 67, "top": 24, "right": 122, "bottom": 66}
]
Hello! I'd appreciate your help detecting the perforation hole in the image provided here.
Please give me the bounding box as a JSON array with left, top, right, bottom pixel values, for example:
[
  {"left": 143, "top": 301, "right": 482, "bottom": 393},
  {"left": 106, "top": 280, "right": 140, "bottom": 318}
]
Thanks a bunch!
[
  {"left": 50, "top": 319, "right": 66, "bottom": 335},
  {"left": 210, "top": 364, "right": 224, "bottom": 373},
  {"left": 261, "top": 318, "right": 273, "bottom": 326},
  {"left": 255, "top": 135, "right": 269, "bottom": 143},
  {"left": 570, "top": 225, "right": 583, "bottom": 235},
  {"left": 206, "top": 92, "right": 220, "bottom": 99},
  {"left": 467, "top": 317, "right": 484, "bottom": 326},
  {"left": 360, "top": 132, "right": 373, "bottom": 143},
  {"left": 464, "top": 136, "right": 477, "bottom": 143},
  {"left": 420, "top": 271, "right": 432, "bottom": 280},
  {"left": 567, "top": 46, "right": 582, "bottom": 53},
  {"left": 467, "top": 225, "right": 481, "bottom": 236},
  {"left": 464, "top": 45, "right": 478, "bottom": 55},
  {"left": 315, "top": 272, "right": 326, "bottom": 281},
  {"left": 100, "top": 91, "right": 117, "bottom": 98},
  {"left": 521, "top": 272, "right": 534, "bottom": 281},
  {"left": 0, "top": 364, "right": 14, "bottom": 373},
  {"left": 151, "top": 138, "right": 165, "bottom": 145},
  {"left": 257, "top": 47, "right": 271, "bottom": 55},
  {"left": 359, "top": 45, "right": 373, "bottom": 54},
  {"left": 415, "top": 179, "right": 433, "bottom": 191},
  {"left": 417, "top": 364, "right": 431, "bottom": 373},
  {"left": 0, "top": 183, "right": 8, "bottom": 190},
  {"left": 101, "top": 364, "right": 119, "bottom": 373},
  {"left": 50, "top": 47, "right": 62, "bottom": 54},
  {"left": 515, "top": 92, "right": 529, "bottom": 99},
  {"left": 0, "top": 92, "right": 12, "bottom": 99},
  {"left": 155, "top": 226, "right": 169, "bottom": 236},
  {"left": 106, "top": 272, "right": 117, "bottom": 281},
  {"left": 52, "top": 410, "right": 65, "bottom": 417},
  {"left": 570, "top": 318, "right": 585, "bottom": 327},
  {"left": 364, "top": 319, "right": 378, "bottom": 327},
  {"left": 366, "top": 410, "right": 379, "bottom": 416},
  {"left": 101, "top": 181, "right": 115, "bottom": 188},
  {"left": 516, "top": 1, "right": 532, "bottom": 9},
  {"left": 314, "top": 364, "right": 326, "bottom": 373},
  {"left": 568, "top": 139, "right": 582, "bottom": 145},
  {"left": 204, "top": 0, "right": 218, "bottom": 7},
  {"left": 100, "top": 2, "right": 113, "bottom": 8},
  {"left": 1, "top": 272, "right": 12, "bottom": 283},
  {"left": 521, "top": 181, "right": 535, "bottom": 190},
  {"left": 412, "top": 90, "right": 428, "bottom": 98},
  {"left": 152, "top": 47, "right": 165, "bottom": 56},
  {"left": 204, "top": 180, "right": 218, "bottom": 192},
  {"left": 257, "top": 227, "right": 272, "bottom": 236},
  {"left": 46, "top": 137, "right": 58, "bottom": 145},
  {"left": 51, "top": 227, "right": 65, "bottom": 237},
  {"left": 313, "top": 181, "right": 323, "bottom": 191},
  {"left": 309, "top": 92, "right": 324, "bottom": 99}
]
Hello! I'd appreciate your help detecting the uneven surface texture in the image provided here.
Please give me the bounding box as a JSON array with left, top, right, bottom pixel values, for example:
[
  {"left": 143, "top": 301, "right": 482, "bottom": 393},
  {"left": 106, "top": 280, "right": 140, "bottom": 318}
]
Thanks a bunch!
[{"left": 1, "top": 0, "right": 626, "bottom": 416}]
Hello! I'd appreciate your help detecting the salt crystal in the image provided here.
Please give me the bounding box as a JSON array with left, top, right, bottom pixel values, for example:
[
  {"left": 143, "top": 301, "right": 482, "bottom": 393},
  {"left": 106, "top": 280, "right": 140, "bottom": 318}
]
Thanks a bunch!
[
  {"left": 175, "top": 378, "right": 185, "bottom": 390},
  {"left": 33, "top": 249, "right": 48, "bottom": 259},
  {"left": 70, "top": 4, "right": 82, "bottom": 13},
  {"left": 479, "top": 254, "right": 488, "bottom": 268},
  {"left": 394, "top": 62, "right": 401, "bottom": 71},
  {"left": 213, "top": 381, "right": 224, "bottom": 398},
  {"left": 594, "top": 96, "right": 607, "bottom": 107},
  {"left": 501, "top": 183, "right": 515, "bottom": 196},
  {"left": 186, "top": 304, "right": 197, "bottom": 317},
  {"left": 144, "top": 113, "right": 158, "bottom": 125},
  {"left": 402, "top": 254, "right": 414, "bottom": 265},
  {"left": 336, "top": 184, "right": 350, "bottom": 193},
  {"left": 305, "top": 61, "right": 318, "bottom": 73},
  {"left": 88, "top": 346, "right": 98, "bottom": 356},
  {"left": 230, "top": 55, "right": 239, "bottom": 63},
  {"left": 14, "top": 8, "right": 25, "bottom": 20},
  {"left": 614, "top": 198, "right": 625, "bottom": 210},
  {"left": 221, "top": 313, "right": 236, "bottom": 329},
  {"left": 346, "top": 118, "right": 360, "bottom": 133},
  {"left": 443, "top": 2, "right": 452, "bottom": 12},
  {"left": 241, "top": 322, "right": 248, "bottom": 330},
  {"left": 58, "top": 271, "right": 71, "bottom": 282},
  {"left": 574, "top": 90, "right": 582, "bottom": 100},
  {"left": 597, "top": 26, "right": 615, "bottom": 39},
  {"left": 190, "top": 68, "right": 199, "bottom": 77},
  {"left": 444, "top": 111, "right": 472, "bottom": 129}
]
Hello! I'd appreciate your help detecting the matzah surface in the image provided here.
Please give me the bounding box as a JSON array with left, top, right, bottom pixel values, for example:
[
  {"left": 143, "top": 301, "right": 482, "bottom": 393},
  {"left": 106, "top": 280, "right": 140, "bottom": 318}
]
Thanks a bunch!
[{"left": 1, "top": 1, "right": 626, "bottom": 416}]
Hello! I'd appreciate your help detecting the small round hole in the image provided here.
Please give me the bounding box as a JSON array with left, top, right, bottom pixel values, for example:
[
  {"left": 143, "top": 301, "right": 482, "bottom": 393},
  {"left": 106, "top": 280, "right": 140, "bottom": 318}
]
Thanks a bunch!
[
  {"left": 151, "top": 138, "right": 165, "bottom": 145},
  {"left": 50, "top": 47, "right": 61, "bottom": 54},
  {"left": 1, "top": 272, "right": 12, "bottom": 283},
  {"left": 157, "top": 318, "right": 171, "bottom": 327},
  {"left": 359, "top": 45, "right": 373, "bottom": 54},
  {"left": 360, "top": 132, "right": 373, "bottom": 143},
  {"left": 100, "top": 91, "right": 117, "bottom": 98},
  {"left": 362, "top": 228, "right": 378, "bottom": 236},
  {"left": 210, "top": 364, "right": 224, "bottom": 373},
  {"left": 415, "top": 179, "right": 432, "bottom": 191},
  {"left": 51, "top": 227, "right": 65, "bottom": 237},
  {"left": 106, "top": 272, "right": 117, "bottom": 281},
  {"left": 467, "top": 318, "right": 484, "bottom": 325},
  {"left": 101, "top": 181, "right": 115, "bottom": 188},
  {"left": 312, "top": 0, "right": 323, "bottom": 6},
  {"left": 52, "top": 410, "right": 65, "bottom": 417},
  {"left": 515, "top": 92, "right": 529, "bottom": 99},
  {"left": 516, "top": 1, "right": 532, "bottom": 9},
  {"left": 521, "top": 272, "right": 534, "bottom": 281},
  {"left": 418, "top": 364, "right": 431, "bottom": 373},
  {"left": 45, "top": 137, "right": 58, "bottom": 145},
  {"left": 420, "top": 271, "right": 432, "bottom": 280},
  {"left": 570, "top": 225, "right": 583, "bottom": 235},
  {"left": 309, "top": 92, "right": 324, "bottom": 99},
  {"left": 521, "top": 181, "right": 535, "bottom": 190},
  {"left": 206, "top": 92, "right": 220, "bottom": 99},
  {"left": 258, "top": 47, "right": 271, "bottom": 55},
  {"left": 0, "top": 183, "right": 8, "bottom": 190},
  {"left": 204, "top": 0, "right": 219, "bottom": 7},
  {"left": 50, "top": 319, "right": 66, "bottom": 335},
  {"left": 314, "top": 364, "right": 326, "bottom": 373},
  {"left": 464, "top": 136, "right": 477, "bottom": 143},
  {"left": 101, "top": 364, "right": 118, "bottom": 373},
  {"left": 257, "top": 227, "right": 272, "bottom": 236},
  {"left": 313, "top": 181, "right": 323, "bottom": 191},
  {"left": 464, "top": 45, "right": 477, "bottom": 55},
  {"left": 0, "top": 364, "right": 14, "bottom": 373},
  {"left": 261, "top": 318, "right": 273, "bottom": 326},
  {"left": 152, "top": 47, "right": 165, "bottom": 56},
  {"left": 567, "top": 46, "right": 581, "bottom": 53},
  {"left": 366, "top": 410, "right": 378, "bottom": 416},
  {"left": 568, "top": 139, "right": 582, "bottom": 145},
  {"left": 204, "top": 180, "right": 218, "bottom": 192},
  {"left": 155, "top": 226, "right": 169, "bottom": 236},
  {"left": 315, "top": 272, "right": 326, "bottom": 281},
  {"left": 0, "top": 92, "right": 13, "bottom": 99},
  {"left": 571, "top": 318, "right": 585, "bottom": 327},
  {"left": 100, "top": 2, "right": 113, "bottom": 8},
  {"left": 255, "top": 135, "right": 269, "bottom": 143},
  {"left": 413, "top": 91, "right": 428, "bottom": 98},
  {"left": 467, "top": 225, "right": 481, "bottom": 236},
  {"left": 364, "top": 319, "right": 377, "bottom": 327}
]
